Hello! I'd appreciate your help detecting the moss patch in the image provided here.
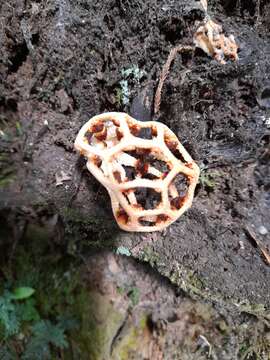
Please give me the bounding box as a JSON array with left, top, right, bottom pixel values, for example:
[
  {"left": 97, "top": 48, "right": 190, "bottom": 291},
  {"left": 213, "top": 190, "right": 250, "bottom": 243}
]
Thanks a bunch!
[{"left": 70, "top": 290, "right": 125, "bottom": 359}]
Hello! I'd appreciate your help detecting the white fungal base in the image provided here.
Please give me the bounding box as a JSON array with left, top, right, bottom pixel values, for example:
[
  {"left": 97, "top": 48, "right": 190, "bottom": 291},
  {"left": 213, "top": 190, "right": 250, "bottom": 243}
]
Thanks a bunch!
[{"left": 74, "top": 112, "right": 200, "bottom": 232}]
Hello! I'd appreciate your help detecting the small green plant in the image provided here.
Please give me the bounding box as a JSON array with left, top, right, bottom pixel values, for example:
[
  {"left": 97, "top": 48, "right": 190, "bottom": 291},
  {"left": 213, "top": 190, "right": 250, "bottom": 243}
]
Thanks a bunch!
[
  {"left": 12, "top": 287, "right": 35, "bottom": 300},
  {"left": 121, "top": 65, "right": 146, "bottom": 80},
  {"left": 22, "top": 320, "right": 68, "bottom": 360},
  {"left": 116, "top": 286, "right": 126, "bottom": 295},
  {"left": 0, "top": 345, "right": 16, "bottom": 359},
  {"left": 118, "top": 79, "right": 130, "bottom": 105},
  {"left": 116, "top": 286, "right": 140, "bottom": 306},
  {"left": 115, "top": 65, "right": 146, "bottom": 106},
  {"left": 0, "top": 291, "right": 20, "bottom": 337},
  {"left": 0, "top": 287, "right": 36, "bottom": 337},
  {"left": 128, "top": 287, "right": 140, "bottom": 306},
  {"left": 0, "top": 285, "right": 77, "bottom": 359},
  {"left": 199, "top": 167, "right": 219, "bottom": 190}
]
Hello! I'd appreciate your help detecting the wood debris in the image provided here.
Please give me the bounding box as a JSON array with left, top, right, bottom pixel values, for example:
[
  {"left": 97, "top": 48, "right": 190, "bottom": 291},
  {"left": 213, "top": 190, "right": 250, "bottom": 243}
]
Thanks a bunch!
[{"left": 245, "top": 226, "right": 270, "bottom": 266}]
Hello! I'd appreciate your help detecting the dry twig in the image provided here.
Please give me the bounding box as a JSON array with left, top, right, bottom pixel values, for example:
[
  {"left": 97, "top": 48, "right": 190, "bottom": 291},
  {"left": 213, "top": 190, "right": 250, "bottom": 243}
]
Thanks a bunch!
[
  {"left": 245, "top": 226, "right": 270, "bottom": 266},
  {"left": 154, "top": 45, "right": 193, "bottom": 115}
]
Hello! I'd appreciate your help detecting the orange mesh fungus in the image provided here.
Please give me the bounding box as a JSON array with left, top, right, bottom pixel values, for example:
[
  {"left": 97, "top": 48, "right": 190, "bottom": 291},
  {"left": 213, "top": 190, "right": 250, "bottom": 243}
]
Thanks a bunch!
[{"left": 74, "top": 112, "right": 200, "bottom": 232}]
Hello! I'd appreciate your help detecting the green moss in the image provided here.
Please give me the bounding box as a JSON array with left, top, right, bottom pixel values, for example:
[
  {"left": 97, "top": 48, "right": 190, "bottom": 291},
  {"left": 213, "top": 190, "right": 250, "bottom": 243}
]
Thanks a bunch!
[
  {"left": 62, "top": 207, "right": 105, "bottom": 230},
  {"left": 62, "top": 207, "right": 117, "bottom": 252},
  {"left": 0, "top": 154, "right": 16, "bottom": 188},
  {"left": 237, "top": 321, "right": 270, "bottom": 360},
  {"left": 71, "top": 290, "right": 125, "bottom": 360},
  {"left": 127, "top": 287, "right": 140, "bottom": 306},
  {"left": 199, "top": 167, "right": 220, "bottom": 190},
  {"left": 116, "top": 286, "right": 126, "bottom": 295},
  {"left": 138, "top": 247, "right": 165, "bottom": 268},
  {"left": 113, "top": 328, "right": 137, "bottom": 360},
  {"left": 115, "top": 87, "right": 124, "bottom": 107},
  {"left": 239, "top": 302, "right": 270, "bottom": 324},
  {"left": 136, "top": 245, "right": 270, "bottom": 340},
  {"left": 111, "top": 314, "right": 149, "bottom": 360},
  {"left": 169, "top": 264, "right": 205, "bottom": 296}
]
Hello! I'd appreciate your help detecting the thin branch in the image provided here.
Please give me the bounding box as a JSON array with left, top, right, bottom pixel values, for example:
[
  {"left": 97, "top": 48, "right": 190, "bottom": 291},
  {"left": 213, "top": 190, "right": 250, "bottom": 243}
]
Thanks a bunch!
[
  {"left": 245, "top": 226, "right": 270, "bottom": 266},
  {"left": 154, "top": 45, "right": 193, "bottom": 115}
]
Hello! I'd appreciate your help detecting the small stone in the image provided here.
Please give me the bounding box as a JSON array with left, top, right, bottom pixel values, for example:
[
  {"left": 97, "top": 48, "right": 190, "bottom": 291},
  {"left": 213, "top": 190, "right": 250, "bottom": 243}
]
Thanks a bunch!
[
  {"left": 265, "top": 117, "right": 270, "bottom": 128},
  {"left": 258, "top": 225, "right": 268, "bottom": 236},
  {"left": 108, "top": 254, "right": 121, "bottom": 274},
  {"left": 239, "top": 241, "right": 245, "bottom": 250},
  {"left": 31, "top": 3, "right": 39, "bottom": 15},
  {"left": 55, "top": 89, "right": 73, "bottom": 113}
]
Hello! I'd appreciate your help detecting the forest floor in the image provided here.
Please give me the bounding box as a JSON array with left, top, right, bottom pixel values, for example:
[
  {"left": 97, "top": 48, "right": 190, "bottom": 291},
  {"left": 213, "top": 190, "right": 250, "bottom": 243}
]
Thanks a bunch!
[{"left": 0, "top": 0, "right": 269, "bottom": 359}]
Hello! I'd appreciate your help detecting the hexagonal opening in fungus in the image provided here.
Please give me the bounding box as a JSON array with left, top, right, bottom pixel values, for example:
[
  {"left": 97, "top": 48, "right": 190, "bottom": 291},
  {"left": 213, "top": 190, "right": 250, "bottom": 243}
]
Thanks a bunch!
[
  {"left": 169, "top": 173, "right": 189, "bottom": 210},
  {"left": 128, "top": 123, "right": 158, "bottom": 140},
  {"left": 84, "top": 118, "right": 122, "bottom": 149},
  {"left": 164, "top": 134, "right": 187, "bottom": 163},
  {"left": 134, "top": 188, "right": 162, "bottom": 210},
  {"left": 112, "top": 147, "right": 171, "bottom": 183}
]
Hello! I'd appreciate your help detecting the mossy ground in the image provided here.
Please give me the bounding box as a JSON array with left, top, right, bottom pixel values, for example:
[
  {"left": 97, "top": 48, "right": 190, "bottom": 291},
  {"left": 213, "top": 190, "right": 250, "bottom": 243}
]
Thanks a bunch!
[{"left": 0, "top": 218, "right": 269, "bottom": 359}]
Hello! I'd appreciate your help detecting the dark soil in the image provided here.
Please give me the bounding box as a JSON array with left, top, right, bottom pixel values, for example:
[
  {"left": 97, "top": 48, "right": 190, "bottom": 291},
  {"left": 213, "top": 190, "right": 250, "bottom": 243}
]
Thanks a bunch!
[{"left": 0, "top": 0, "right": 270, "bottom": 358}]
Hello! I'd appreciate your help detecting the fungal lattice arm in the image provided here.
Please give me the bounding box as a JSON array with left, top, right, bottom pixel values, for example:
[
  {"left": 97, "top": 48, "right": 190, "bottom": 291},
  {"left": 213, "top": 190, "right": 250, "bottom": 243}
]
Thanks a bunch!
[{"left": 74, "top": 112, "right": 200, "bottom": 232}]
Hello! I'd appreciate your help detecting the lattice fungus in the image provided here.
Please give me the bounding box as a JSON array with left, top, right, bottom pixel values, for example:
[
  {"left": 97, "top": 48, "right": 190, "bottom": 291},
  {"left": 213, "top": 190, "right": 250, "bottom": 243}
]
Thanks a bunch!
[
  {"left": 194, "top": 19, "right": 238, "bottom": 64},
  {"left": 74, "top": 112, "right": 200, "bottom": 232}
]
